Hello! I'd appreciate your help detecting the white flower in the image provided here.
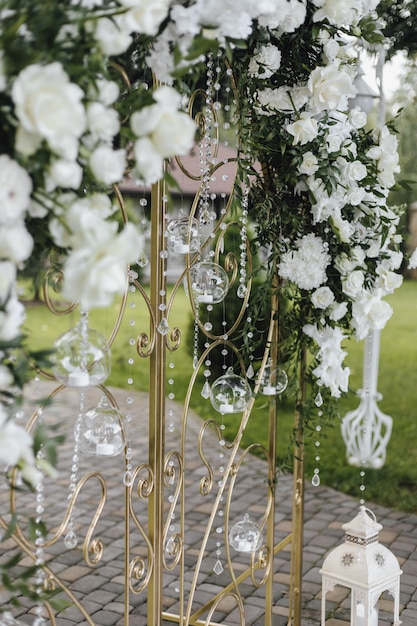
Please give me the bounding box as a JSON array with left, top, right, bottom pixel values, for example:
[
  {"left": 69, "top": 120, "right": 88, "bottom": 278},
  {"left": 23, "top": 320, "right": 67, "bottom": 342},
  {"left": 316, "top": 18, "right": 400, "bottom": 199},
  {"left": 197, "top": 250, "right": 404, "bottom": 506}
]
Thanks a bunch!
[
  {"left": 0, "top": 406, "right": 41, "bottom": 486},
  {"left": 0, "top": 262, "right": 16, "bottom": 305},
  {"left": 249, "top": 44, "right": 281, "bottom": 79},
  {"left": 344, "top": 159, "right": 367, "bottom": 181},
  {"left": 89, "top": 145, "right": 126, "bottom": 185},
  {"left": 94, "top": 16, "right": 132, "bottom": 56},
  {"left": 341, "top": 269, "right": 365, "bottom": 299},
  {"left": 62, "top": 222, "right": 144, "bottom": 310},
  {"left": 375, "top": 265, "right": 403, "bottom": 295},
  {"left": 12, "top": 62, "right": 86, "bottom": 159},
  {"left": 0, "top": 365, "right": 13, "bottom": 390},
  {"left": 0, "top": 223, "right": 33, "bottom": 264},
  {"left": 259, "top": 0, "right": 307, "bottom": 32},
  {"left": 86, "top": 102, "right": 120, "bottom": 142},
  {"left": 311, "top": 286, "right": 335, "bottom": 309},
  {"left": 308, "top": 62, "right": 356, "bottom": 113},
  {"left": 286, "top": 113, "right": 318, "bottom": 145},
  {"left": 312, "top": 0, "right": 363, "bottom": 27},
  {"left": 329, "top": 301, "right": 348, "bottom": 321},
  {"left": 298, "top": 151, "right": 319, "bottom": 175},
  {"left": 131, "top": 86, "right": 196, "bottom": 159},
  {"left": 303, "top": 324, "right": 349, "bottom": 397},
  {"left": 408, "top": 248, "right": 417, "bottom": 270},
  {"left": 0, "top": 295, "right": 26, "bottom": 341},
  {"left": 278, "top": 233, "right": 330, "bottom": 290},
  {"left": 119, "top": 0, "right": 171, "bottom": 36},
  {"left": 349, "top": 106, "right": 367, "bottom": 129},
  {"left": 46, "top": 158, "right": 83, "bottom": 191},
  {"left": 351, "top": 289, "right": 393, "bottom": 340},
  {"left": 133, "top": 137, "right": 164, "bottom": 185},
  {"left": 95, "top": 78, "right": 120, "bottom": 106},
  {"left": 0, "top": 155, "right": 33, "bottom": 224}
]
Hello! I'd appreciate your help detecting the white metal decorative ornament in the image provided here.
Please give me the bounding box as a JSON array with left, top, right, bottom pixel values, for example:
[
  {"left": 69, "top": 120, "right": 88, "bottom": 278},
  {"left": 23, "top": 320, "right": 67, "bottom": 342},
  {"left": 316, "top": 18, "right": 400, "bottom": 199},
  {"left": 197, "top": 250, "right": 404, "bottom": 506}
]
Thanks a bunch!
[
  {"left": 341, "top": 330, "right": 392, "bottom": 469},
  {"left": 320, "top": 506, "right": 402, "bottom": 626}
]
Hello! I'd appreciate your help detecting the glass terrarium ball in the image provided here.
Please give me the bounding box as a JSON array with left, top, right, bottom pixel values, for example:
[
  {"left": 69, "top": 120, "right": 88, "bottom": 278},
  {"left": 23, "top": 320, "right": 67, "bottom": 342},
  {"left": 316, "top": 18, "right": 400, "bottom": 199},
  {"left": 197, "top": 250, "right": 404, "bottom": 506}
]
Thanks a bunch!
[
  {"left": 166, "top": 216, "right": 200, "bottom": 254},
  {"left": 188, "top": 261, "right": 229, "bottom": 305},
  {"left": 229, "top": 514, "right": 263, "bottom": 553},
  {"left": 210, "top": 367, "right": 252, "bottom": 414},
  {"left": 261, "top": 367, "right": 289, "bottom": 396},
  {"left": 52, "top": 321, "right": 111, "bottom": 387},
  {"left": 76, "top": 396, "right": 126, "bottom": 457}
]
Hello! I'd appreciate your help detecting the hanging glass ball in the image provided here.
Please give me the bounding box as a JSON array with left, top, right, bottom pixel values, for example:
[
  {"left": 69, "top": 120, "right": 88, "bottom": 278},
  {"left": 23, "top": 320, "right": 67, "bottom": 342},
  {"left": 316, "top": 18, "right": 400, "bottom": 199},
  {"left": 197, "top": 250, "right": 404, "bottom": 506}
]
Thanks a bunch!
[
  {"left": 210, "top": 367, "right": 252, "bottom": 414},
  {"left": 166, "top": 216, "right": 200, "bottom": 255},
  {"left": 260, "top": 359, "right": 289, "bottom": 396},
  {"left": 229, "top": 514, "right": 263, "bottom": 553},
  {"left": 52, "top": 321, "right": 111, "bottom": 387},
  {"left": 188, "top": 261, "right": 229, "bottom": 305},
  {"left": 75, "top": 396, "right": 126, "bottom": 457}
]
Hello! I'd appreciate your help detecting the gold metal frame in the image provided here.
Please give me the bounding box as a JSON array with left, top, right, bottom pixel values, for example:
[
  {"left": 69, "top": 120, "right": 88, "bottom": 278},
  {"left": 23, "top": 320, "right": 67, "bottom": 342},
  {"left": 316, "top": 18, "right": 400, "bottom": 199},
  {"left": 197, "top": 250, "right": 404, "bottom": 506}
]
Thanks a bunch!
[{"left": 0, "top": 69, "right": 305, "bottom": 626}]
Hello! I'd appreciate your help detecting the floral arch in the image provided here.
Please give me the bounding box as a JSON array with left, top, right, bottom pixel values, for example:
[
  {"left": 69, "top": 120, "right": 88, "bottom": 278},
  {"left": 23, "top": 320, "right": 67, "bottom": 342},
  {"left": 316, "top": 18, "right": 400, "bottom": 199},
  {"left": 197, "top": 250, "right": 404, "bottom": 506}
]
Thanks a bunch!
[{"left": 0, "top": 0, "right": 405, "bottom": 623}]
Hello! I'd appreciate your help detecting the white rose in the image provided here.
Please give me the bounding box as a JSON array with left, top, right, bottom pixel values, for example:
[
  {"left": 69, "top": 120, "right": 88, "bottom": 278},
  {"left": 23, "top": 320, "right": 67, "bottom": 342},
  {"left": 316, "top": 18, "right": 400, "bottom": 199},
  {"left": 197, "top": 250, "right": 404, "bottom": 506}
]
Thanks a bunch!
[
  {"left": 349, "top": 106, "right": 367, "bottom": 129},
  {"left": 86, "top": 102, "right": 120, "bottom": 142},
  {"left": 298, "top": 151, "right": 319, "bottom": 175},
  {"left": 326, "top": 133, "right": 342, "bottom": 153},
  {"left": 95, "top": 79, "right": 120, "bottom": 106},
  {"left": 94, "top": 17, "right": 132, "bottom": 56},
  {"left": 308, "top": 63, "right": 356, "bottom": 113},
  {"left": 0, "top": 296, "right": 26, "bottom": 341},
  {"left": 89, "top": 145, "right": 126, "bottom": 185},
  {"left": 133, "top": 137, "right": 164, "bottom": 185},
  {"left": 0, "top": 364, "right": 13, "bottom": 390},
  {"left": 341, "top": 269, "right": 365, "bottom": 299},
  {"left": 0, "top": 223, "right": 33, "bottom": 264},
  {"left": 47, "top": 159, "right": 83, "bottom": 191},
  {"left": 329, "top": 301, "right": 348, "bottom": 321},
  {"left": 0, "top": 155, "right": 33, "bottom": 224},
  {"left": 312, "top": 0, "right": 362, "bottom": 27},
  {"left": 62, "top": 222, "right": 144, "bottom": 310},
  {"left": 352, "top": 290, "right": 393, "bottom": 340},
  {"left": 0, "top": 262, "right": 16, "bottom": 305},
  {"left": 375, "top": 266, "right": 403, "bottom": 295},
  {"left": 151, "top": 108, "right": 196, "bottom": 158},
  {"left": 286, "top": 113, "right": 318, "bottom": 146},
  {"left": 346, "top": 185, "right": 366, "bottom": 206},
  {"left": 119, "top": 0, "right": 172, "bottom": 35},
  {"left": 12, "top": 63, "right": 86, "bottom": 158},
  {"left": 345, "top": 160, "right": 367, "bottom": 181},
  {"left": 311, "top": 286, "right": 335, "bottom": 310}
]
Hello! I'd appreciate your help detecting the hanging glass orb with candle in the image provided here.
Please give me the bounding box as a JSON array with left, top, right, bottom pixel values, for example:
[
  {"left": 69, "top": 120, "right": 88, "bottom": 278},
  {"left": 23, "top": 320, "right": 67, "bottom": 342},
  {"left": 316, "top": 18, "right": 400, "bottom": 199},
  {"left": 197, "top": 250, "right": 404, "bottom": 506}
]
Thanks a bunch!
[
  {"left": 166, "top": 214, "right": 200, "bottom": 255},
  {"left": 52, "top": 312, "right": 111, "bottom": 388},
  {"left": 259, "top": 358, "right": 289, "bottom": 396},
  {"left": 210, "top": 367, "right": 252, "bottom": 414},
  {"left": 229, "top": 513, "right": 263, "bottom": 553},
  {"left": 188, "top": 261, "right": 229, "bottom": 306},
  {"left": 75, "top": 396, "right": 127, "bottom": 457}
]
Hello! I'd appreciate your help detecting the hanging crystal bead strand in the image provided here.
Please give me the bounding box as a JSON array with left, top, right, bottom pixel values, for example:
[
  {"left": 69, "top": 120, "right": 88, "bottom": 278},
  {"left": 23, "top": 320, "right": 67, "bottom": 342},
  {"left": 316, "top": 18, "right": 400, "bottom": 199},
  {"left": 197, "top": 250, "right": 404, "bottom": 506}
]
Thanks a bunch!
[
  {"left": 237, "top": 187, "right": 249, "bottom": 300},
  {"left": 123, "top": 282, "right": 137, "bottom": 488},
  {"left": 33, "top": 407, "right": 46, "bottom": 626},
  {"left": 312, "top": 381, "right": 324, "bottom": 487},
  {"left": 65, "top": 391, "right": 83, "bottom": 549},
  {"left": 199, "top": 53, "right": 214, "bottom": 226}
]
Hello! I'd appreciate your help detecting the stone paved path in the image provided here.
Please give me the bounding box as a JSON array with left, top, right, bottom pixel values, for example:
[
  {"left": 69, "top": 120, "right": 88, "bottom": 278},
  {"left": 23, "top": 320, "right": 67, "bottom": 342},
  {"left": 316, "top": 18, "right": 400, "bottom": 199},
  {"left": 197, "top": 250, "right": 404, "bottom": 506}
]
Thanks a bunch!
[{"left": 0, "top": 380, "right": 416, "bottom": 625}]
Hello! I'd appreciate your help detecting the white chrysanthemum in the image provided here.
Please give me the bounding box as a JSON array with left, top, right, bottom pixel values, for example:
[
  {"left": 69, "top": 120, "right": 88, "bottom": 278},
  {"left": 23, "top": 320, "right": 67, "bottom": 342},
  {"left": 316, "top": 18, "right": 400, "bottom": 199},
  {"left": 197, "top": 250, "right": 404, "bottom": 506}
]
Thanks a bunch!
[
  {"left": 278, "top": 234, "right": 330, "bottom": 290},
  {"left": 249, "top": 44, "right": 281, "bottom": 79}
]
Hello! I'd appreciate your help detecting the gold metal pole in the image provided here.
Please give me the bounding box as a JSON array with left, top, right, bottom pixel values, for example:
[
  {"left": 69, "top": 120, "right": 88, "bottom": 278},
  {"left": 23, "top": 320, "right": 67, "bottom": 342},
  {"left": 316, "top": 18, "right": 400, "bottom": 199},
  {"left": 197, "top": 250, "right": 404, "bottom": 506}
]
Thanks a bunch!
[
  {"left": 147, "top": 179, "right": 167, "bottom": 626},
  {"left": 265, "top": 274, "right": 279, "bottom": 626},
  {"left": 288, "top": 345, "right": 306, "bottom": 626}
]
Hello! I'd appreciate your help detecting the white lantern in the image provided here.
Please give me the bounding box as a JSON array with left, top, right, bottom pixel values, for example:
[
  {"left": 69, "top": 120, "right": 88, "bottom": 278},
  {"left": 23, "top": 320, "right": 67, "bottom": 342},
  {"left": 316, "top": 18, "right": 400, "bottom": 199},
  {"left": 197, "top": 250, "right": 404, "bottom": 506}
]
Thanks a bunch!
[
  {"left": 210, "top": 367, "right": 252, "bottom": 414},
  {"left": 320, "top": 506, "right": 402, "bottom": 626}
]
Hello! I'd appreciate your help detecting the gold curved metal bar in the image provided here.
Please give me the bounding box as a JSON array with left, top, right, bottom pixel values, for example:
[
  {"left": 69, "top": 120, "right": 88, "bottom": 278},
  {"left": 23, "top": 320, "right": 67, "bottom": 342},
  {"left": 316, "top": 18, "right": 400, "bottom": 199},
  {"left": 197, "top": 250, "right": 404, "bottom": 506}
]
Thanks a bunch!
[
  {"left": 204, "top": 592, "right": 244, "bottom": 626},
  {"left": 127, "top": 464, "right": 155, "bottom": 594},
  {"left": 131, "top": 279, "right": 156, "bottom": 358},
  {"left": 166, "top": 325, "right": 181, "bottom": 353},
  {"left": 43, "top": 266, "right": 77, "bottom": 316}
]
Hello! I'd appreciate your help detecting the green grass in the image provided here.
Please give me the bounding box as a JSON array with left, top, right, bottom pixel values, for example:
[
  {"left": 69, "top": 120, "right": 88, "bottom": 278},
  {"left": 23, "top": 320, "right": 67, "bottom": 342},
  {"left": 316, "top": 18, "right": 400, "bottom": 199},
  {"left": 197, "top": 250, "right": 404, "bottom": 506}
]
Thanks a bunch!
[{"left": 22, "top": 279, "right": 417, "bottom": 513}]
